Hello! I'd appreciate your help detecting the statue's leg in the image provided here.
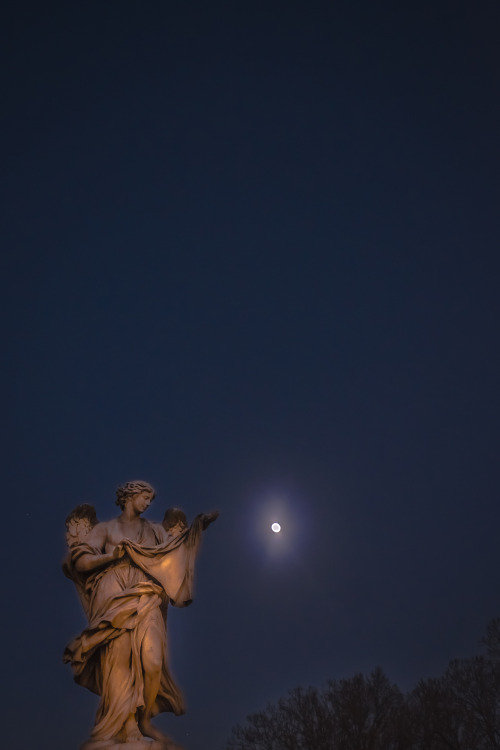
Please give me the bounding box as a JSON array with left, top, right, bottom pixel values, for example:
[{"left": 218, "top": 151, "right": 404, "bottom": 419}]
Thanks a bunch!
[
  {"left": 92, "top": 631, "right": 142, "bottom": 743},
  {"left": 138, "top": 624, "right": 171, "bottom": 746}
]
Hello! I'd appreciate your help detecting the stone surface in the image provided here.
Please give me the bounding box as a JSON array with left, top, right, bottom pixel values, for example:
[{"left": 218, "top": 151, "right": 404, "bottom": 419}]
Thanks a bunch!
[
  {"left": 63, "top": 479, "right": 217, "bottom": 749},
  {"left": 81, "top": 740, "right": 171, "bottom": 750}
]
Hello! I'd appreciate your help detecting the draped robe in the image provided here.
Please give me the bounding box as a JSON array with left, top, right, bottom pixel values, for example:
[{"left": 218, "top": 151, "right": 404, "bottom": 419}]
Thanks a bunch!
[{"left": 63, "top": 517, "right": 203, "bottom": 742}]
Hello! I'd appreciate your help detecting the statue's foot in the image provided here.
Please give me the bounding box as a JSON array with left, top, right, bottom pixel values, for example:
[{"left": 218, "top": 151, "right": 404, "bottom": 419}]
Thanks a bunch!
[
  {"left": 120, "top": 714, "right": 144, "bottom": 742},
  {"left": 138, "top": 717, "right": 172, "bottom": 748},
  {"left": 119, "top": 727, "right": 143, "bottom": 743},
  {"left": 125, "top": 729, "right": 144, "bottom": 742},
  {"left": 117, "top": 714, "right": 144, "bottom": 743}
]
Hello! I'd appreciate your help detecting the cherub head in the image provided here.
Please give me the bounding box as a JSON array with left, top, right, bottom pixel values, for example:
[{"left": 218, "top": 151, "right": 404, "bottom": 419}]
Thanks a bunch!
[
  {"left": 65, "top": 504, "right": 98, "bottom": 548},
  {"left": 162, "top": 507, "right": 188, "bottom": 537}
]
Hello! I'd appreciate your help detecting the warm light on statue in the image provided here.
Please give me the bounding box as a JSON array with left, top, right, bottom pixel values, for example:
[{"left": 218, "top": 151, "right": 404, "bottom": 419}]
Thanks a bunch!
[{"left": 63, "top": 480, "right": 218, "bottom": 750}]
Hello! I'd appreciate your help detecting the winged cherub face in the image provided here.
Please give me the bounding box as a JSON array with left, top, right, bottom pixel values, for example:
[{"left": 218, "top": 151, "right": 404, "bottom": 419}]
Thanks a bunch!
[{"left": 65, "top": 517, "right": 93, "bottom": 547}]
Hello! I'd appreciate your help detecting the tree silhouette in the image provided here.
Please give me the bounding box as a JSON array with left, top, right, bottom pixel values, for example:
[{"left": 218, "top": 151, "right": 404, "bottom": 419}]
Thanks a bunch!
[
  {"left": 226, "top": 685, "right": 334, "bottom": 750},
  {"left": 226, "top": 668, "right": 404, "bottom": 750},
  {"left": 324, "top": 667, "right": 405, "bottom": 750},
  {"left": 225, "top": 620, "right": 500, "bottom": 750}
]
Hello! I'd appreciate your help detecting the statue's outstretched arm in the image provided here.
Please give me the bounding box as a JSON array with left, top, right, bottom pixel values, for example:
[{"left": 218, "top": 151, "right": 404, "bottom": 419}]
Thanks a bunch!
[
  {"left": 200, "top": 510, "right": 219, "bottom": 530},
  {"left": 161, "top": 508, "right": 219, "bottom": 544}
]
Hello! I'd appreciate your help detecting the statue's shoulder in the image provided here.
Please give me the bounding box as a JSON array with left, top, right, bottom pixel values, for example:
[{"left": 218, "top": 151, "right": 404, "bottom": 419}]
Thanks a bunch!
[
  {"left": 97, "top": 517, "right": 115, "bottom": 530},
  {"left": 95, "top": 517, "right": 121, "bottom": 538},
  {"left": 84, "top": 518, "right": 115, "bottom": 548},
  {"left": 144, "top": 518, "right": 169, "bottom": 543},
  {"left": 143, "top": 517, "right": 160, "bottom": 529}
]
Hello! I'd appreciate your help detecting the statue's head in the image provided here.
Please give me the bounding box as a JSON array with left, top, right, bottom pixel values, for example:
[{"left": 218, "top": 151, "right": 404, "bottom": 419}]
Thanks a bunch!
[
  {"left": 115, "top": 480, "right": 156, "bottom": 510},
  {"left": 162, "top": 507, "right": 188, "bottom": 533},
  {"left": 65, "top": 503, "right": 98, "bottom": 547}
]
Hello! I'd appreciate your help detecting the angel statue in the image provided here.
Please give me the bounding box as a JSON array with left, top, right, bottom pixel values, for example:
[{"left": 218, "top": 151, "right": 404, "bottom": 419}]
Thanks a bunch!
[{"left": 63, "top": 480, "right": 218, "bottom": 750}]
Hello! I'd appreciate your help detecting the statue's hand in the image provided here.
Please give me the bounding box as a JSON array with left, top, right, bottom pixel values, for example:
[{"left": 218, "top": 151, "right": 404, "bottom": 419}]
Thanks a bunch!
[
  {"left": 112, "top": 543, "right": 126, "bottom": 560},
  {"left": 201, "top": 511, "right": 219, "bottom": 530}
]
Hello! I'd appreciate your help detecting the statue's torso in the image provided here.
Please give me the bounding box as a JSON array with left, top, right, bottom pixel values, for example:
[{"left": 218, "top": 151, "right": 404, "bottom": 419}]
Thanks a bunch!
[{"left": 95, "top": 517, "right": 166, "bottom": 553}]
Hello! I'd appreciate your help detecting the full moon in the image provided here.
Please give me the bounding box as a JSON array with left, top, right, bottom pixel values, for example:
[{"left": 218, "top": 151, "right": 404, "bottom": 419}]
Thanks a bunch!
[{"left": 271, "top": 522, "right": 281, "bottom": 533}]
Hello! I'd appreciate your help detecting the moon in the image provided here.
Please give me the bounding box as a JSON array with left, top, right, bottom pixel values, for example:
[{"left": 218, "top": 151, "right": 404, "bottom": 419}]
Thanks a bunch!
[{"left": 271, "top": 522, "right": 281, "bottom": 533}]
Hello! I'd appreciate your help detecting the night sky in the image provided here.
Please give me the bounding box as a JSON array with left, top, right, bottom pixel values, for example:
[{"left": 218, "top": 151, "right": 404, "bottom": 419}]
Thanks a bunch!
[{"left": 3, "top": 2, "right": 500, "bottom": 749}]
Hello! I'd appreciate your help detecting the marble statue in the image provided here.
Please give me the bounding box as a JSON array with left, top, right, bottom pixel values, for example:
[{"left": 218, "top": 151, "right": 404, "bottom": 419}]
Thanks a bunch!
[{"left": 63, "top": 480, "right": 218, "bottom": 750}]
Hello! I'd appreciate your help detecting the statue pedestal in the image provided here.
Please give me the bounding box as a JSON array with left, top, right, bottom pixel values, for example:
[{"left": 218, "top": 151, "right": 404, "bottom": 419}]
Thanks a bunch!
[{"left": 81, "top": 740, "right": 171, "bottom": 750}]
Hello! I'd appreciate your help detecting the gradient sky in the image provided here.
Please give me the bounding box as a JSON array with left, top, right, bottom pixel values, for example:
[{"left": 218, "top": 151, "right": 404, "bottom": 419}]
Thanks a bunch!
[{"left": 2, "top": 2, "right": 500, "bottom": 749}]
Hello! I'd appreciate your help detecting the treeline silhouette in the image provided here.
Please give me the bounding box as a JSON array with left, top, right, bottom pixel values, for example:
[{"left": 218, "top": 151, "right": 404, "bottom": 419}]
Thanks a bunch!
[{"left": 225, "top": 618, "right": 500, "bottom": 750}]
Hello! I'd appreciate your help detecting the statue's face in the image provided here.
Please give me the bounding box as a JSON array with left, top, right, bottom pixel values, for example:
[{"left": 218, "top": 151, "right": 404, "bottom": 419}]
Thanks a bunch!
[
  {"left": 168, "top": 521, "right": 187, "bottom": 537},
  {"left": 66, "top": 517, "right": 92, "bottom": 547},
  {"left": 129, "top": 490, "right": 154, "bottom": 514}
]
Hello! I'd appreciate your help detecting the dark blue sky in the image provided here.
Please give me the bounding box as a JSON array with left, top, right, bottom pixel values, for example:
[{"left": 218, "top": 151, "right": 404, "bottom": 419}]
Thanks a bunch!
[{"left": 2, "top": 2, "right": 500, "bottom": 749}]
